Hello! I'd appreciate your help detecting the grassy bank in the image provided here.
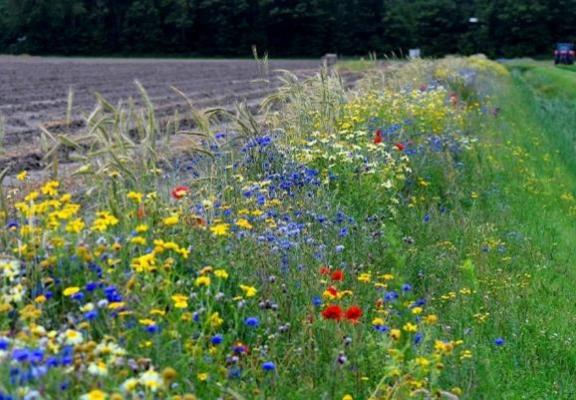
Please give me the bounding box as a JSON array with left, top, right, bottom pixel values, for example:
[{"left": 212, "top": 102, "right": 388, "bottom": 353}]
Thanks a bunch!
[{"left": 414, "top": 61, "right": 576, "bottom": 398}]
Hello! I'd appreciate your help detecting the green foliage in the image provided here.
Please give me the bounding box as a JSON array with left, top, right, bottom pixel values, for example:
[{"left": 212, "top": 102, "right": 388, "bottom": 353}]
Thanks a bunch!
[{"left": 0, "top": 0, "right": 574, "bottom": 57}]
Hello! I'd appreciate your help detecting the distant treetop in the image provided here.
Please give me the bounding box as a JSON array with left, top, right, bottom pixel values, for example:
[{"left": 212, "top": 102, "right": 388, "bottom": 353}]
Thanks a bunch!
[{"left": 0, "top": 0, "right": 572, "bottom": 57}]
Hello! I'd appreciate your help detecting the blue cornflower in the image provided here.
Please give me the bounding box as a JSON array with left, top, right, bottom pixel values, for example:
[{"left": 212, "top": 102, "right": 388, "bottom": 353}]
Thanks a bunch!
[
  {"left": 145, "top": 324, "right": 160, "bottom": 334},
  {"left": 413, "top": 298, "right": 426, "bottom": 307},
  {"left": 414, "top": 332, "right": 423, "bottom": 345},
  {"left": 384, "top": 291, "right": 399, "bottom": 302},
  {"left": 211, "top": 334, "right": 223, "bottom": 345},
  {"left": 262, "top": 361, "right": 276, "bottom": 371},
  {"left": 494, "top": 337, "right": 505, "bottom": 346},
  {"left": 312, "top": 296, "right": 322, "bottom": 307},
  {"left": 85, "top": 282, "right": 98, "bottom": 292},
  {"left": 12, "top": 349, "right": 30, "bottom": 362},
  {"left": 244, "top": 317, "right": 260, "bottom": 328},
  {"left": 402, "top": 284, "right": 412, "bottom": 292},
  {"left": 46, "top": 357, "right": 59, "bottom": 369},
  {"left": 30, "top": 349, "right": 44, "bottom": 363},
  {"left": 71, "top": 292, "right": 84, "bottom": 301},
  {"left": 84, "top": 310, "right": 98, "bottom": 321},
  {"left": 6, "top": 220, "right": 18, "bottom": 230}
]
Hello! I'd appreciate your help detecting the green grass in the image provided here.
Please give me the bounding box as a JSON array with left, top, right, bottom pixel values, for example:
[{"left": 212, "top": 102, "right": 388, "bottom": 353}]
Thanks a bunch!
[{"left": 393, "top": 60, "right": 576, "bottom": 398}]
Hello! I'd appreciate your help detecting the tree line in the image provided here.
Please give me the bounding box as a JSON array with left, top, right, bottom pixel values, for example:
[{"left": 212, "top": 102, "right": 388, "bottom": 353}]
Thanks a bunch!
[{"left": 0, "top": 0, "right": 574, "bottom": 58}]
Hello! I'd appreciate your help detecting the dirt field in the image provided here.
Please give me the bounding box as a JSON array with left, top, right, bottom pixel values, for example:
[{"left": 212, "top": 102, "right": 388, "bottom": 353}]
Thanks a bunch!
[{"left": 0, "top": 56, "right": 323, "bottom": 171}]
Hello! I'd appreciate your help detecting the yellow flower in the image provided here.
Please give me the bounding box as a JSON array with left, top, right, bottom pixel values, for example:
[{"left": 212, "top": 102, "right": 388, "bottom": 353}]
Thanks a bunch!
[
  {"left": 41, "top": 180, "right": 59, "bottom": 196},
  {"left": 210, "top": 223, "right": 230, "bottom": 236},
  {"left": 214, "top": 269, "right": 229, "bottom": 279},
  {"left": 20, "top": 304, "right": 42, "bottom": 321},
  {"left": 415, "top": 357, "right": 430, "bottom": 368},
  {"left": 127, "top": 191, "right": 143, "bottom": 203},
  {"left": 63, "top": 287, "right": 80, "bottom": 296},
  {"left": 197, "top": 372, "right": 209, "bottom": 382},
  {"left": 411, "top": 307, "right": 423, "bottom": 315},
  {"left": 210, "top": 312, "right": 223, "bottom": 328},
  {"left": 171, "top": 294, "right": 189, "bottom": 309},
  {"left": 34, "top": 295, "right": 47, "bottom": 304},
  {"left": 162, "top": 367, "right": 178, "bottom": 381},
  {"left": 91, "top": 211, "right": 119, "bottom": 232},
  {"left": 434, "top": 340, "right": 455, "bottom": 354},
  {"left": 424, "top": 314, "right": 438, "bottom": 325},
  {"left": 195, "top": 276, "right": 211, "bottom": 287},
  {"left": 24, "top": 191, "right": 39, "bottom": 202},
  {"left": 357, "top": 273, "right": 371, "bottom": 283},
  {"left": 16, "top": 171, "right": 27, "bottom": 181},
  {"left": 163, "top": 215, "right": 179, "bottom": 226},
  {"left": 239, "top": 284, "right": 257, "bottom": 297},
  {"left": 372, "top": 317, "right": 385, "bottom": 326},
  {"left": 135, "top": 224, "right": 149, "bottom": 233},
  {"left": 121, "top": 378, "right": 139, "bottom": 393},
  {"left": 235, "top": 218, "right": 253, "bottom": 230},
  {"left": 131, "top": 253, "right": 156, "bottom": 273},
  {"left": 81, "top": 389, "right": 107, "bottom": 400},
  {"left": 130, "top": 236, "right": 147, "bottom": 246},
  {"left": 342, "top": 395, "right": 353, "bottom": 400},
  {"left": 199, "top": 266, "right": 213, "bottom": 275},
  {"left": 390, "top": 329, "right": 401, "bottom": 340},
  {"left": 65, "top": 218, "right": 85, "bottom": 234}
]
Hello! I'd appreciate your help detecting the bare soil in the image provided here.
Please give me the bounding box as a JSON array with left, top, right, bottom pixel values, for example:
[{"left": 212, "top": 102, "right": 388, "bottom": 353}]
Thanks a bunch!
[{"left": 0, "top": 56, "right": 326, "bottom": 172}]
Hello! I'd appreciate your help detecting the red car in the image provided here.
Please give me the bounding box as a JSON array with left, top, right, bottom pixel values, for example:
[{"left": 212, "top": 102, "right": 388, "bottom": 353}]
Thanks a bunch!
[{"left": 554, "top": 43, "right": 575, "bottom": 65}]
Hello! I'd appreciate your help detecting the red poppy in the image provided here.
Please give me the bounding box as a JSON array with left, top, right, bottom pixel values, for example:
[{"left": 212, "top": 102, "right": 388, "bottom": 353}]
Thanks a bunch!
[
  {"left": 171, "top": 185, "right": 189, "bottom": 199},
  {"left": 450, "top": 93, "right": 458, "bottom": 107},
  {"left": 373, "top": 129, "right": 383, "bottom": 144},
  {"left": 331, "top": 270, "right": 344, "bottom": 281},
  {"left": 321, "top": 304, "right": 343, "bottom": 320},
  {"left": 137, "top": 205, "right": 146, "bottom": 219},
  {"left": 345, "top": 305, "right": 363, "bottom": 323},
  {"left": 319, "top": 266, "right": 331, "bottom": 275},
  {"left": 326, "top": 286, "right": 338, "bottom": 297},
  {"left": 395, "top": 143, "right": 405, "bottom": 151}
]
